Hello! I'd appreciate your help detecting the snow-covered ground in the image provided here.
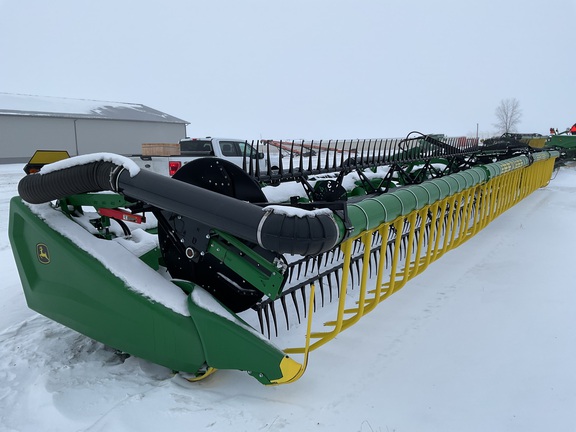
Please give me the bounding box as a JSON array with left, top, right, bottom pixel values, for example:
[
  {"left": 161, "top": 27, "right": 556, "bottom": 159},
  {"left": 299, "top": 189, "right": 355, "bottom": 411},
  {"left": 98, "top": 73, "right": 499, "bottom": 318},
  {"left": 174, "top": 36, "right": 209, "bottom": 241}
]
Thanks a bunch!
[{"left": 1, "top": 162, "right": 575, "bottom": 432}]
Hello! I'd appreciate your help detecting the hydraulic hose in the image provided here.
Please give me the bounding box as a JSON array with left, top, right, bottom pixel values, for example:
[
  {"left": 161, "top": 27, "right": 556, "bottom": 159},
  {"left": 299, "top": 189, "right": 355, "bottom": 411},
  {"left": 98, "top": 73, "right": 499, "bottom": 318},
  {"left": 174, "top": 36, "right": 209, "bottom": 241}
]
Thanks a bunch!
[
  {"left": 17, "top": 158, "right": 343, "bottom": 256},
  {"left": 18, "top": 161, "right": 123, "bottom": 204}
]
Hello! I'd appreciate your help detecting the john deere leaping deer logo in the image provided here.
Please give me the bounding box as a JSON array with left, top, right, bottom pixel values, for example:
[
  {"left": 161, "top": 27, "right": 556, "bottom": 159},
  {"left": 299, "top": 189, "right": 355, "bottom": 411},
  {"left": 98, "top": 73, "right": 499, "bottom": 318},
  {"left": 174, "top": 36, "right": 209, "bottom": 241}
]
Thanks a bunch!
[{"left": 36, "top": 243, "right": 50, "bottom": 264}]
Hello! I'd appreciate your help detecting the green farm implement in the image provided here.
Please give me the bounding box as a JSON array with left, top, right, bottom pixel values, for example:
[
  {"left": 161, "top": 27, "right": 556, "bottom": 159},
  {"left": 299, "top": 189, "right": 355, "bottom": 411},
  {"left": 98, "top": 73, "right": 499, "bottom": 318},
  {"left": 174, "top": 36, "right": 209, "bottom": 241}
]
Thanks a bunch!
[
  {"left": 9, "top": 135, "right": 559, "bottom": 385},
  {"left": 544, "top": 132, "right": 576, "bottom": 163}
]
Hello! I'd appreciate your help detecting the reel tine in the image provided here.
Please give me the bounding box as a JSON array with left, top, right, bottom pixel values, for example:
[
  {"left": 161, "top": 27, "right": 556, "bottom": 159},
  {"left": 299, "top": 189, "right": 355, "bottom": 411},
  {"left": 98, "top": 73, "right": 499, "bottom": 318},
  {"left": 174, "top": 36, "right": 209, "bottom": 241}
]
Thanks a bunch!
[
  {"left": 289, "top": 141, "right": 295, "bottom": 175},
  {"left": 372, "top": 231, "right": 380, "bottom": 248},
  {"left": 369, "top": 248, "right": 378, "bottom": 278},
  {"left": 291, "top": 291, "right": 302, "bottom": 324},
  {"left": 354, "top": 238, "right": 362, "bottom": 255},
  {"left": 386, "top": 242, "right": 394, "bottom": 268},
  {"left": 307, "top": 141, "right": 313, "bottom": 172},
  {"left": 313, "top": 286, "right": 318, "bottom": 312},
  {"left": 323, "top": 251, "right": 329, "bottom": 267},
  {"left": 301, "top": 286, "right": 308, "bottom": 317},
  {"left": 255, "top": 306, "right": 265, "bottom": 335},
  {"left": 316, "top": 140, "right": 323, "bottom": 171},
  {"left": 327, "top": 273, "right": 334, "bottom": 303},
  {"left": 401, "top": 236, "right": 408, "bottom": 259},
  {"left": 330, "top": 248, "right": 337, "bottom": 264},
  {"left": 263, "top": 304, "right": 272, "bottom": 339},
  {"left": 319, "top": 275, "right": 325, "bottom": 307},
  {"left": 288, "top": 265, "right": 294, "bottom": 284},
  {"left": 311, "top": 255, "right": 317, "bottom": 273},
  {"left": 297, "top": 262, "right": 303, "bottom": 280},
  {"left": 349, "top": 260, "right": 355, "bottom": 288},
  {"left": 269, "top": 300, "right": 279, "bottom": 337},
  {"left": 368, "top": 252, "right": 373, "bottom": 278},
  {"left": 280, "top": 295, "right": 290, "bottom": 331}
]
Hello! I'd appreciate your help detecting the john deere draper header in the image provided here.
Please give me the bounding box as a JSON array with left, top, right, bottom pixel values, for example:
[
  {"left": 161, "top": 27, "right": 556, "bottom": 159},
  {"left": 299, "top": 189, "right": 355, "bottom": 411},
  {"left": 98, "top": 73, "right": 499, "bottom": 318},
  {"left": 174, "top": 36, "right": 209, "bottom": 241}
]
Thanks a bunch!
[{"left": 9, "top": 133, "right": 558, "bottom": 384}]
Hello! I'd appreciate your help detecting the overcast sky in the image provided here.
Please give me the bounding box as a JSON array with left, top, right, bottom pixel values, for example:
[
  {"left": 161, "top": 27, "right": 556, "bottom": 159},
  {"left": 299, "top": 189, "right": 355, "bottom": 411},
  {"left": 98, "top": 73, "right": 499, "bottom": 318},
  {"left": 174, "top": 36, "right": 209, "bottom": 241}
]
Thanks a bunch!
[{"left": 1, "top": 0, "right": 574, "bottom": 140}]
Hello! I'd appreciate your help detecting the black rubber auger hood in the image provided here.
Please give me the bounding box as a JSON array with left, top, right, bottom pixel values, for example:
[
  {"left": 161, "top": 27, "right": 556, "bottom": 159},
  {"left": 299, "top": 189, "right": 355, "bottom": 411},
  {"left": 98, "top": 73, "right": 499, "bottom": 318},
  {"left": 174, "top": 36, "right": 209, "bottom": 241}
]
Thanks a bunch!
[{"left": 18, "top": 159, "right": 343, "bottom": 256}]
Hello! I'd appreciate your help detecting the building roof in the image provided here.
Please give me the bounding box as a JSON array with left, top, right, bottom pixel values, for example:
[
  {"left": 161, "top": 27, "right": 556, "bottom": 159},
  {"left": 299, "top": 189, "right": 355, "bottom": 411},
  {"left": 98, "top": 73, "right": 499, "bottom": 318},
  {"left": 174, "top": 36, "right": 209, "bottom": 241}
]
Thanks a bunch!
[{"left": 0, "top": 93, "right": 188, "bottom": 124}]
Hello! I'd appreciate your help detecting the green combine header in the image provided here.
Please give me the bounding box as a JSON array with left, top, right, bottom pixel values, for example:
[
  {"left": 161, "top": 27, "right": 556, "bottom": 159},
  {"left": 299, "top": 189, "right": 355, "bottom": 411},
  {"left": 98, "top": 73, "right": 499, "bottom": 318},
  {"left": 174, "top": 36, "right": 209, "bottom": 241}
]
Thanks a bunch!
[{"left": 9, "top": 135, "right": 559, "bottom": 385}]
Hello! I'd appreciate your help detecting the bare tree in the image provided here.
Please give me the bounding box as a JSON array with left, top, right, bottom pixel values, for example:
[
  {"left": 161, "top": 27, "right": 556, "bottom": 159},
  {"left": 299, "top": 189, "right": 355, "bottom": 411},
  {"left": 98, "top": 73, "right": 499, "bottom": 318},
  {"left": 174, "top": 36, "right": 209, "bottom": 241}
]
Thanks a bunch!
[{"left": 494, "top": 98, "right": 522, "bottom": 134}]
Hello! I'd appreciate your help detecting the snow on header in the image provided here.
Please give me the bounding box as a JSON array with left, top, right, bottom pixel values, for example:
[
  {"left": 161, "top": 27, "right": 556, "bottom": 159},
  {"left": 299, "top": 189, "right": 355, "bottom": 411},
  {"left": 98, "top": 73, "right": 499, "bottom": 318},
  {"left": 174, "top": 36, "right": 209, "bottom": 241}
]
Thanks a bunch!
[
  {"left": 24, "top": 201, "right": 190, "bottom": 316},
  {"left": 40, "top": 153, "right": 141, "bottom": 177},
  {"left": 262, "top": 205, "right": 333, "bottom": 218}
]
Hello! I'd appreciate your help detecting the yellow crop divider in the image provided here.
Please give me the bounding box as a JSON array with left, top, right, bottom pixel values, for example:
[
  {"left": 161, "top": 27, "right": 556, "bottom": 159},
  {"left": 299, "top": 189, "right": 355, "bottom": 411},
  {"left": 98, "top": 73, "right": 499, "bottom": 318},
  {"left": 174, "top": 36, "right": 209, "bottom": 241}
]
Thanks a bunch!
[{"left": 285, "top": 155, "right": 556, "bottom": 358}]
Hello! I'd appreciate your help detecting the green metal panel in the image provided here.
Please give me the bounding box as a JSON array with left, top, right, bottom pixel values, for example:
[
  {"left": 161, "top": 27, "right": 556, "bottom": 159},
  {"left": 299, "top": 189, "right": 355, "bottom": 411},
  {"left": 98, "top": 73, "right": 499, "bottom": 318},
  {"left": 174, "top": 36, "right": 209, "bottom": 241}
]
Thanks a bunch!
[
  {"left": 545, "top": 134, "right": 576, "bottom": 149},
  {"left": 442, "top": 175, "right": 462, "bottom": 194},
  {"left": 208, "top": 231, "right": 286, "bottom": 299},
  {"left": 480, "top": 164, "right": 499, "bottom": 180},
  {"left": 412, "top": 183, "right": 441, "bottom": 205},
  {"left": 9, "top": 197, "right": 206, "bottom": 374},
  {"left": 391, "top": 189, "right": 419, "bottom": 214},
  {"left": 348, "top": 200, "right": 384, "bottom": 233},
  {"left": 400, "top": 184, "right": 434, "bottom": 206},
  {"left": 456, "top": 169, "right": 480, "bottom": 188},
  {"left": 468, "top": 167, "right": 488, "bottom": 183},
  {"left": 186, "top": 285, "right": 296, "bottom": 385},
  {"left": 428, "top": 177, "right": 453, "bottom": 196},
  {"left": 63, "top": 192, "right": 134, "bottom": 209}
]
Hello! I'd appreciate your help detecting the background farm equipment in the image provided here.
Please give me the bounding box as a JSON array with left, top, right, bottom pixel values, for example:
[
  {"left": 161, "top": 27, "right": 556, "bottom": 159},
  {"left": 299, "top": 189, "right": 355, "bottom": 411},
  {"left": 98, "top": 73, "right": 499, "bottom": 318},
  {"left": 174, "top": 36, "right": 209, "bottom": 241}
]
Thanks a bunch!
[
  {"left": 544, "top": 131, "right": 576, "bottom": 164},
  {"left": 481, "top": 132, "right": 546, "bottom": 150},
  {"left": 9, "top": 135, "right": 559, "bottom": 384}
]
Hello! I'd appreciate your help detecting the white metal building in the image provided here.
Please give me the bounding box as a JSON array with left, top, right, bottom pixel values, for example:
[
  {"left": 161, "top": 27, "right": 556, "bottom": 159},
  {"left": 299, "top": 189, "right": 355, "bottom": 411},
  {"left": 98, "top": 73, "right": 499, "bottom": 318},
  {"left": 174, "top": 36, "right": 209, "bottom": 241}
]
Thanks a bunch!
[{"left": 0, "top": 93, "right": 189, "bottom": 163}]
